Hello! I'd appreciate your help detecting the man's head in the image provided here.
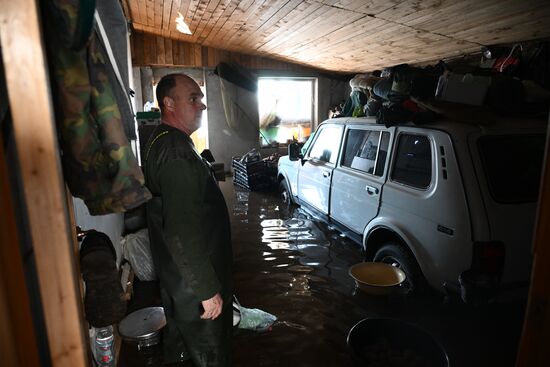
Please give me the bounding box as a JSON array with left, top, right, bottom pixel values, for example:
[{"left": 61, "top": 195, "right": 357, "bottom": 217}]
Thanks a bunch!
[{"left": 156, "top": 73, "right": 206, "bottom": 135}]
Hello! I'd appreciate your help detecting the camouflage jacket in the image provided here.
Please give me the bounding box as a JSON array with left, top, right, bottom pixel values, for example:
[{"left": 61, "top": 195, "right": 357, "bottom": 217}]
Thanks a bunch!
[{"left": 45, "top": 0, "right": 151, "bottom": 215}]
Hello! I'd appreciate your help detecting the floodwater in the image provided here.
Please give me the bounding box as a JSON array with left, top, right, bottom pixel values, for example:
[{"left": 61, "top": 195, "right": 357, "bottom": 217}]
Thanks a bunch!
[{"left": 119, "top": 180, "right": 527, "bottom": 367}]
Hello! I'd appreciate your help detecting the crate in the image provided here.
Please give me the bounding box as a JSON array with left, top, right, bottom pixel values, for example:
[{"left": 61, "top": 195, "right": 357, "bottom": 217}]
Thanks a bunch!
[{"left": 232, "top": 157, "right": 276, "bottom": 191}]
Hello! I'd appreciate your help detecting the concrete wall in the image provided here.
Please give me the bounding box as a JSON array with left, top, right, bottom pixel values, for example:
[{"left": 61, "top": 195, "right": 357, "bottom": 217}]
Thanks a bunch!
[{"left": 205, "top": 70, "right": 261, "bottom": 170}]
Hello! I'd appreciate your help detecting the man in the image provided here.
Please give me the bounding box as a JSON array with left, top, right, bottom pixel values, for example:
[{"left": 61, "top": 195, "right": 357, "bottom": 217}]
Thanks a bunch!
[{"left": 144, "top": 73, "right": 233, "bottom": 366}]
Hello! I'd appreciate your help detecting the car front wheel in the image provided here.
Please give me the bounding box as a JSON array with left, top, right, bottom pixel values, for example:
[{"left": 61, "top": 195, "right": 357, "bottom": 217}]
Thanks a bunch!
[{"left": 279, "top": 178, "right": 293, "bottom": 206}]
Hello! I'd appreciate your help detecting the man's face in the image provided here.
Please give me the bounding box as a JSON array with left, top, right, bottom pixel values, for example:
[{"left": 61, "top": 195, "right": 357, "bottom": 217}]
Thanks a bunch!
[{"left": 165, "top": 76, "right": 206, "bottom": 135}]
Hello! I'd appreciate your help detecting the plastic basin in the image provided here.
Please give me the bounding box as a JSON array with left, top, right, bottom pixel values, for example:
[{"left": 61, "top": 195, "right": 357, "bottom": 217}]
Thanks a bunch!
[
  {"left": 349, "top": 262, "right": 406, "bottom": 296},
  {"left": 347, "top": 317, "right": 450, "bottom": 367}
]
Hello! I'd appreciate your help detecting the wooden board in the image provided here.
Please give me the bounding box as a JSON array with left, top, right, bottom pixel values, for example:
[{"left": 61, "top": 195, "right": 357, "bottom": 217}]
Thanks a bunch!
[
  {"left": 0, "top": 0, "right": 88, "bottom": 366},
  {"left": 125, "top": 0, "right": 550, "bottom": 73}
]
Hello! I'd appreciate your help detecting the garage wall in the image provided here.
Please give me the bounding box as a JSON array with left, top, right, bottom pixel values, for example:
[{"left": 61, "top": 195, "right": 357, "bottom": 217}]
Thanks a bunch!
[
  {"left": 205, "top": 70, "right": 260, "bottom": 169},
  {"left": 134, "top": 66, "right": 350, "bottom": 169}
]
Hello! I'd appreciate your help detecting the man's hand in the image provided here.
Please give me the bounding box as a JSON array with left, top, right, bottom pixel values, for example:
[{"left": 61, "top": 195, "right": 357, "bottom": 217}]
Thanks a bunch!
[{"left": 200, "top": 293, "right": 223, "bottom": 320}]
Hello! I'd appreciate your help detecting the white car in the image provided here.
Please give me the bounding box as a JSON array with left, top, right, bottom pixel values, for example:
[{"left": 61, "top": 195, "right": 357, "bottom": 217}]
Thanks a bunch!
[{"left": 278, "top": 116, "right": 546, "bottom": 300}]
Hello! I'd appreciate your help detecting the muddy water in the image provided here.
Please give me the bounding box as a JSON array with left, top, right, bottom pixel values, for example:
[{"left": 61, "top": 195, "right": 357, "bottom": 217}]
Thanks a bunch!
[
  {"left": 224, "top": 183, "right": 526, "bottom": 367},
  {"left": 229, "top": 188, "right": 370, "bottom": 366},
  {"left": 119, "top": 181, "right": 526, "bottom": 367}
]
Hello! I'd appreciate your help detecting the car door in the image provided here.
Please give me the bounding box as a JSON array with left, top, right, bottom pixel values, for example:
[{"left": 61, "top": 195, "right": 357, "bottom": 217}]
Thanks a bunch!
[
  {"left": 331, "top": 126, "right": 392, "bottom": 234},
  {"left": 297, "top": 124, "right": 344, "bottom": 214}
]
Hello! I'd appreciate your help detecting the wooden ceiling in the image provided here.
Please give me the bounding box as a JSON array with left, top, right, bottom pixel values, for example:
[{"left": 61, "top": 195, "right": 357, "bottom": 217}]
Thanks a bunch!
[{"left": 123, "top": 0, "right": 550, "bottom": 73}]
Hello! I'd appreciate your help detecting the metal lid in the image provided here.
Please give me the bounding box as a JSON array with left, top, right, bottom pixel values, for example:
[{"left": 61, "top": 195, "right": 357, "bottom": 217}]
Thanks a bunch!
[{"left": 118, "top": 307, "right": 166, "bottom": 341}]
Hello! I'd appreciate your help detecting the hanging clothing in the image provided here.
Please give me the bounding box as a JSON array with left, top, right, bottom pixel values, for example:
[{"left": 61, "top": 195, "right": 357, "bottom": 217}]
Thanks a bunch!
[
  {"left": 95, "top": 0, "right": 136, "bottom": 140},
  {"left": 44, "top": 0, "right": 151, "bottom": 215}
]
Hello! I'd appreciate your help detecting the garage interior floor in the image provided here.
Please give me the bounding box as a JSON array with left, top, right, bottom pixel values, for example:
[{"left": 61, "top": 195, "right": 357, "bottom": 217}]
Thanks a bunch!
[{"left": 118, "top": 178, "right": 527, "bottom": 367}]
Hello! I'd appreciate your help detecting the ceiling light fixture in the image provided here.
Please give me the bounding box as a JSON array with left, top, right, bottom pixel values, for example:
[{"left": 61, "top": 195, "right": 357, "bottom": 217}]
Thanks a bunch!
[{"left": 176, "top": 12, "right": 192, "bottom": 35}]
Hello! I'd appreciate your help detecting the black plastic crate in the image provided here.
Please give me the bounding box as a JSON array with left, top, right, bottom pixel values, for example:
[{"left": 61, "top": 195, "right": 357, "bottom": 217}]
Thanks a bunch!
[{"left": 232, "top": 157, "right": 275, "bottom": 191}]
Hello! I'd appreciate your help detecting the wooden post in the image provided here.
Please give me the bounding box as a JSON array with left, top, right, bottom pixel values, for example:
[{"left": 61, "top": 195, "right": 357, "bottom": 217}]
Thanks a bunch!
[
  {"left": 0, "top": 0, "right": 88, "bottom": 366},
  {"left": 516, "top": 110, "right": 550, "bottom": 366},
  {"left": 0, "top": 133, "right": 41, "bottom": 367}
]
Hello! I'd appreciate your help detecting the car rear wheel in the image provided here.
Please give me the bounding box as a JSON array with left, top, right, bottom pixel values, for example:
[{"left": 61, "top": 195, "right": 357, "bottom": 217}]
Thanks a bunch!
[{"left": 373, "top": 242, "right": 428, "bottom": 294}]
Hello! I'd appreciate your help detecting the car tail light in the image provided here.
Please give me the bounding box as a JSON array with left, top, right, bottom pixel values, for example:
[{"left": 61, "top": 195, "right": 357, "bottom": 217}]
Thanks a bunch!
[{"left": 472, "top": 241, "right": 505, "bottom": 276}]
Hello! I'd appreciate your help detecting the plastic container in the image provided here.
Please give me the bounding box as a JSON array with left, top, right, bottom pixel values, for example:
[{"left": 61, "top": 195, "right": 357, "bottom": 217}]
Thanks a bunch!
[{"left": 349, "top": 262, "right": 406, "bottom": 296}]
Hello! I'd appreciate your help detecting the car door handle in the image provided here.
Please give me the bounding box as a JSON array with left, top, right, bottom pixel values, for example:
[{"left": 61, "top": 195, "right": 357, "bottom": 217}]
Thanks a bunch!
[
  {"left": 322, "top": 171, "right": 331, "bottom": 178},
  {"left": 365, "top": 185, "right": 379, "bottom": 195}
]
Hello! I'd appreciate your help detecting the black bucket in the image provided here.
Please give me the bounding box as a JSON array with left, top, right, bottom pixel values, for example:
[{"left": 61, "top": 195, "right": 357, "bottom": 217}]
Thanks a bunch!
[{"left": 347, "top": 317, "right": 449, "bottom": 367}]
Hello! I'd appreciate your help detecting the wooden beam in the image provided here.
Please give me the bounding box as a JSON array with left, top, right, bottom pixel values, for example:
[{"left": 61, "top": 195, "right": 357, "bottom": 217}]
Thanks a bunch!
[
  {"left": 0, "top": 133, "right": 41, "bottom": 367},
  {"left": 0, "top": 0, "right": 88, "bottom": 366},
  {"left": 517, "top": 109, "right": 550, "bottom": 367}
]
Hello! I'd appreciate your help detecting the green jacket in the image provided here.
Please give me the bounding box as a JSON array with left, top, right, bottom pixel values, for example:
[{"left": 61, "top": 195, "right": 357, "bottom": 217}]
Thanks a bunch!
[{"left": 145, "top": 124, "right": 233, "bottom": 308}]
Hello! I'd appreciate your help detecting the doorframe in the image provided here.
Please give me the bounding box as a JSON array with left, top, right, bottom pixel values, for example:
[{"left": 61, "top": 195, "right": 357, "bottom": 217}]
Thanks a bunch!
[{"left": 0, "top": 0, "right": 88, "bottom": 365}]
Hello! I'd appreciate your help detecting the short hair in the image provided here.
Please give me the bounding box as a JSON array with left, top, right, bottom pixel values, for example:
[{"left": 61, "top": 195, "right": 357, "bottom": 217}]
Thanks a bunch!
[{"left": 155, "top": 73, "right": 180, "bottom": 111}]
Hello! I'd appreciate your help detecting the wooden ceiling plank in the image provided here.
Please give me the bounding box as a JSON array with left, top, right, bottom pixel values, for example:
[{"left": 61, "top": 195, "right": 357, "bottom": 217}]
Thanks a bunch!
[
  {"left": 282, "top": 16, "right": 389, "bottom": 59},
  {"left": 233, "top": 0, "right": 303, "bottom": 49},
  {"left": 218, "top": 0, "right": 271, "bottom": 45},
  {"left": 457, "top": 16, "right": 550, "bottom": 45},
  {"left": 161, "top": 0, "right": 171, "bottom": 32},
  {"left": 191, "top": 0, "right": 223, "bottom": 43},
  {"left": 324, "top": 0, "right": 403, "bottom": 14},
  {"left": 185, "top": 0, "right": 212, "bottom": 42},
  {"left": 377, "top": 0, "right": 474, "bottom": 23},
  {"left": 437, "top": 3, "right": 550, "bottom": 38},
  {"left": 168, "top": 0, "right": 198, "bottom": 41},
  {"left": 168, "top": 0, "right": 191, "bottom": 40},
  {"left": 257, "top": 2, "right": 333, "bottom": 53},
  {"left": 304, "top": 33, "right": 477, "bottom": 66},
  {"left": 250, "top": 0, "right": 326, "bottom": 51},
  {"left": 136, "top": 0, "right": 148, "bottom": 26},
  {"left": 185, "top": 0, "right": 201, "bottom": 25},
  {"left": 269, "top": 6, "right": 369, "bottom": 53},
  {"left": 407, "top": 0, "right": 517, "bottom": 32},
  {"left": 145, "top": 0, "right": 155, "bottom": 26},
  {"left": 286, "top": 14, "right": 406, "bottom": 60},
  {"left": 154, "top": 0, "right": 163, "bottom": 28},
  {"left": 248, "top": 0, "right": 314, "bottom": 50},
  {"left": 202, "top": 0, "right": 242, "bottom": 44},
  {"left": 194, "top": 0, "right": 231, "bottom": 43},
  {"left": 166, "top": 0, "right": 181, "bottom": 43},
  {"left": 316, "top": 38, "right": 480, "bottom": 71},
  {"left": 206, "top": 0, "right": 256, "bottom": 45}
]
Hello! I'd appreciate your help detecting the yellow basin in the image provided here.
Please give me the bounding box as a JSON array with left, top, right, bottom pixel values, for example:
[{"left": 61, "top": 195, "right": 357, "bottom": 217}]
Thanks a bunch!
[{"left": 349, "top": 262, "right": 406, "bottom": 295}]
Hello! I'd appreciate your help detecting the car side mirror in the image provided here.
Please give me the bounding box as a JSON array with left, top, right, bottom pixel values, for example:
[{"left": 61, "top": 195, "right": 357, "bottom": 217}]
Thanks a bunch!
[{"left": 288, "top": 143, "right": 302, "bottom": 161}]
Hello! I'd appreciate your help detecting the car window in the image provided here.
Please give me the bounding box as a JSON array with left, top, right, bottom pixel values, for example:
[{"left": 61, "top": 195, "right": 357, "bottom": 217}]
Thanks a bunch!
[
  {"left": 300, "top": 131, "right": 315, "bottom": 156},
  {"left": 342, "top": 129, "right": 390, "bottom": 176},
  {"left": 391, "top": 134, "right": 432, "bottom": 189},
  {"left": 307, "top": 125, "right": 342, "bottom": 164},
  {"left": 478, "top": 134, "right": 545, "bottom": 203}
]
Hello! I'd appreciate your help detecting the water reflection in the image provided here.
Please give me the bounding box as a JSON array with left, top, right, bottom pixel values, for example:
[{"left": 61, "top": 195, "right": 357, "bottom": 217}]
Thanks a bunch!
[{"left": 230, "top": 184, "right": 526, "bottom": 367}]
